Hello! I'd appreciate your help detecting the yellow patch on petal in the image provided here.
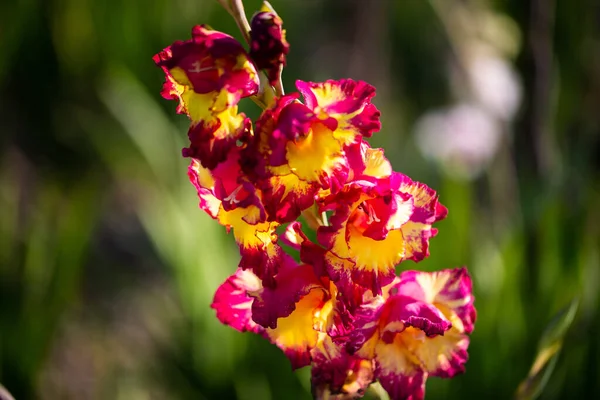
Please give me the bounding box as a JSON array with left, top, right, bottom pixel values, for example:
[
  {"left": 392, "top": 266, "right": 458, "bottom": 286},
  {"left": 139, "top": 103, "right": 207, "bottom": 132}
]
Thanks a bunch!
[
  {"left": 328, "top": 198, "right": 366, "bottom": 256},
  {"left": 309, "top": 85, "right": 364, "bottom": 120},
  {"left": 331, "top": 122, "right": 361, "bottom": 147},
  {"left": 346, "top": 225, "right": 405, "bottom": 272},
  {"left": 191, "top": 159, "right": 216, "bottom": 189},
  {"left": 310, "top": 83, "right": 346, "bottom": 113},
  {"left": 267, "top": 288, "right": 325, "bottom": 352},
  {"left": 434, "top": 303, "right": 465, "bottom": 333},
  {"left": 235, "top": 56, "right": 260, "bottom": 84},
  {"left": 218, "top": 206, "right": 278, "bottom": 250},
  {"left": 356, "top": 334, "right": 379, "bottom": 360},
  {"left": 325, "top": 251, "right": 355, "bottom": 276},
  {"left": 327, "top": 193, "right": 412, "bottom": 274},
  {"left": 306, "top": 82, "right": 368, "bottom": 146},
  {"left": 376, "top": 328, "right": 427, "bottom": 375},
  {"left": 168, "top": 68, "right": 246, "bottom": 133},
  {"left": 169, "top": 67, "right": 215, "bottom": 123},
  {"left": 363, "top": 148, "right": 392, "bottom": 178},
  {"left": 168, "top": 66, "right": 193, "bottom": 87},
  {"left": 286, "top": 122, "right": 343, "bottom": 183},
  {"left": 313, "top": 281, "right": 338, "bottom": 333},
  {"left": 412, "top": 322, "right": 468, "bottom": 374},
  {"left": 327, "top": 198, "right": 406, "bottom": 273},
  {"left": 342, "top": 359, "right": 374, "bottom": 395},
  {"left": 267, "top": 167, "right": 315, "bottom": 202},
  {"left": 312, "top": 332, "right": 342, "bottom": 367}
]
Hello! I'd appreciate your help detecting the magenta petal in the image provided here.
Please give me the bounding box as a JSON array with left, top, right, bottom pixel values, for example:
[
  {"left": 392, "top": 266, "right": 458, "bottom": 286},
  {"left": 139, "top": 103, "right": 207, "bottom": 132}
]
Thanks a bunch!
[
  {"left": 311, "top": 341, "right": 374, "bottom": 399},
  {"left": 382, "top": 296, "right": 452, "bottom": 339},
  {"left": 377, "top": 369, "right": 427, "bottom": 400},
  {"left": 397, "top": 268, "right": 476, "bottom": 334},
  {"left": 211, "top": 268, "right": 264, "bottom": 334},
  {"left": 346, "top": 295, "right": 386, "bottom": 354},
  {"left": 296, "top": 79, "right": 376, "bottom": 115},
  {"left": 238, "top": 245, "right": 282, "bottom": 289},
  {"left": 269, "top": 102, "right": 317, "bottom": 166},
  {"left": 349, "top": 102, "right": 381, "bottom": 137},
  {"left": 251, "top": 261, "right": 323, "bottom": 329},
  {"left": 430, "top": 336, "right": 470, "bottom": 378}
]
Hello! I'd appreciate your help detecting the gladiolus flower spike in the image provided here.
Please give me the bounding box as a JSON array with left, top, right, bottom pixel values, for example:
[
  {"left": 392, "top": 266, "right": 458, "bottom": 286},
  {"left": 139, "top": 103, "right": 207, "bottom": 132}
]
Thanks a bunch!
[{"left": 154, "top": 2, "right": 476, "bottom": 399}]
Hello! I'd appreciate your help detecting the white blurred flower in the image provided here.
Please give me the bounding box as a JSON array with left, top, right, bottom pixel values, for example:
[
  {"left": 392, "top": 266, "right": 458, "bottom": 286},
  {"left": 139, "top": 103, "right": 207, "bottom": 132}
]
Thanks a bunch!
[
  {"left": 466, "top": 51, "right": 522, "bottom": 121},
  {"left": 414, "top": 103, "right": 501, "bottom": 180}
]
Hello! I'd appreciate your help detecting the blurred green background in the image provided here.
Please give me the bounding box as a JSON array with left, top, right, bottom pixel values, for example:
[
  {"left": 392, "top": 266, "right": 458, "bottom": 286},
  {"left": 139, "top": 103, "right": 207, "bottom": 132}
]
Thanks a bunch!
[{"left": 1, "top": 0, "right": 599, "bottom": 398}]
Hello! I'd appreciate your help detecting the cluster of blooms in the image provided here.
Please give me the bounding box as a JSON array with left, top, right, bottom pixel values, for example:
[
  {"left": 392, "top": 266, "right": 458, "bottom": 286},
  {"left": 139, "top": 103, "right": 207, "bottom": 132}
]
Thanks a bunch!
[{"left": 153, "top": 3, "right": 476, "bottom": 399}]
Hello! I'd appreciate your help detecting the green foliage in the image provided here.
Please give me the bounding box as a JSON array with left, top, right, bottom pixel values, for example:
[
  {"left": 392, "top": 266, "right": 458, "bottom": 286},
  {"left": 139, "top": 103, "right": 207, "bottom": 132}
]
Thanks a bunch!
[{"left": 516, "top": 298, "right": 579, "bottom": 400}]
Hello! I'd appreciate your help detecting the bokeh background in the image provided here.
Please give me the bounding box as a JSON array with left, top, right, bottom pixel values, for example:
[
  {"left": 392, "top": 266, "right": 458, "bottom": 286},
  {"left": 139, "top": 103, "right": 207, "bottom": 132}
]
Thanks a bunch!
[{"left": 1, "top": 0, "right": 599, "bottom": 398}]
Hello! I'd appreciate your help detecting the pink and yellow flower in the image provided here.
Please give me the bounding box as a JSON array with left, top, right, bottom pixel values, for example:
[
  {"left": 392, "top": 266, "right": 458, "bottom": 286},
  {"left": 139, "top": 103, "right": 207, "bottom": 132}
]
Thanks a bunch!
[
  {"left": 348, "top": 268, "right": 476, "bottom": 400},
  {"left": 245, "top": 79, "right": 381, "bottom": 223},
  {"left": 297, "top": 80, "right": 381, "bottom": 140},
  {"left": 315, "top": 172, "right": 447, "bottom": 296},
  {"left": 212, "top": 257, "right": 380, "bottom": 399},
  {"left": 188, "top": 152, "right": 283, "bottom": 284},
  {"left": 154, "top": 25, "right": 259, "bottom": 169},
  {"left": 211, "top": 256, "right": 353, "bottom": 369}
]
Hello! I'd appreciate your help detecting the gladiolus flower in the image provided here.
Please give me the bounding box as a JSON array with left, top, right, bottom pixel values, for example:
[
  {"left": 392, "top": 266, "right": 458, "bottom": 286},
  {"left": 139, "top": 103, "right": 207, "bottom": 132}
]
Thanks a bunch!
[
  {"left": 155, "top": 6, "right": 476, "bottom": 398},
  {"left": 244, "top": 79, "right": 381, "bottom": 223},
  {"left": 211, "top": 256, "right": 356, "bottom": 369},
  {"left": 188, "top": 153, "right": 283, "bottom": 284},
  {"left": 154, "top": 25, "right": 259, "bottom": 169},
  {"left": 315, "top": 173, "right": 447, "bottom": 297},
  {"left": 348, "top": 268, "right": 476, "bottom": 400}
]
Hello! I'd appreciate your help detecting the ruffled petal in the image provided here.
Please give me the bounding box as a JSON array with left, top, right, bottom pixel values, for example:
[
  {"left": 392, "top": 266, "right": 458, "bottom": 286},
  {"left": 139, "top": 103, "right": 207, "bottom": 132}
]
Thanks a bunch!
[
  {"left": 379, "top": 297, "right": 452, "bottom": 340},
  {"left": 297, "top": 79, "right": 381, "bottom": 141},
  {"left": 265, "top": 287, "right": 326, "bottom": 369},
  {"left": 258, "top": 165, "right": 319, "bottom": 223},
  {"left": 248, "top": 95, "right": 351, "bottom": 222},
  {"left": 188, "top": 153, "right": 284, "bottom": 284},
  {"left": 252, "top": 261, "right": 322, "bottom": 329},
  {"left": 317, "top": 179, "right": 414, "bottom": 294},
  {"left": 182, "top": 96, "right": 252, "bottom": 169},
  {"left": 410, "top": 315, "right": 470, "bottom": 378},
  {"left": 396, "top": 268, "right": 476, "bottom": 334},
  {"left": 349, "top": 269, "right": 474, "bottom": 399},
  {"left": 377, "top": 365, "right": 427, "bottom": 400},
  {"left": 154, "top": 25, "right": 259, "bottom": 169},
  {"left": 154, "top": 25, "right": 259, "bottom": 105},
  {"left": 232, "top": 216, "right": 283, "bottom": 286},
  {"left": 361, "top": 145, "right": 393, "bottom": 180},
  {"left": 346, "top": 294, "right": 387, "bottom": 355},
  {"left": 211, "top": 268, "right": 264, "bottom": 334},
  {"left": 393, "top": 173, "right": 447, "bottom": 225},
  {"left": 187, "top": 158, "right": 221, "bottom": 218},
  {"left": 311, "top": 335, "right": 374, "bottom": 399}
]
